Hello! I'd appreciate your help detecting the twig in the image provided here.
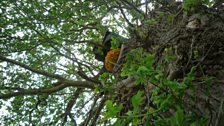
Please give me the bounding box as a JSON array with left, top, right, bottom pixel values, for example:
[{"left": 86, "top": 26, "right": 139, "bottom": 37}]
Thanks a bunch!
[
  {"left": 120, "top": 0, "right": 144, "bottom": 16},
  {"left": 215, "top": 98, "right": 224, "bottom": 126},
  {"left": 195, "top": 40, "right": 217, "bottom": 68},
  {"left": 116, "top": 1, "right": 135, "bottom": 27}
]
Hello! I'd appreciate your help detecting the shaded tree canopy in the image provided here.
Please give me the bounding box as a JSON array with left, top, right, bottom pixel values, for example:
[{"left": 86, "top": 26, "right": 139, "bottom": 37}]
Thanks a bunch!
[{"left": 0, "top": 0, "right": 224, "bottom": 125}]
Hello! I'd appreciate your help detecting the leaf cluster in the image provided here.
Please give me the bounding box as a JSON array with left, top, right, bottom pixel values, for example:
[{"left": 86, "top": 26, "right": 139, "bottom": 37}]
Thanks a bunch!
[{"left": 103, "top": 48, "right": 211, "bottom": 126}]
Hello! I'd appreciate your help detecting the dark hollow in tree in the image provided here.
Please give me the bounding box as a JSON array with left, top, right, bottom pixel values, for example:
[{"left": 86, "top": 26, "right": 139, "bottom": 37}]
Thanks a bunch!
[{"left": 93, "top": 31, "right": 127, "bottom": 62}]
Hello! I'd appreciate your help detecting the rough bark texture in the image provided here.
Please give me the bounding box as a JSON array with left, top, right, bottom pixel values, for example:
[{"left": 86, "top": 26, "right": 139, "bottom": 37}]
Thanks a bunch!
[{"left": 114, "top": 5, "right": 224, "bottom": 126}]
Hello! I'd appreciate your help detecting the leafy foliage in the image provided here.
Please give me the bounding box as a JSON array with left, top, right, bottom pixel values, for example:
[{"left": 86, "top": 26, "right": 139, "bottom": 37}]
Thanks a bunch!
[
  {"left": 0, "top": 0, "right": 221, "bottom": 125},
  {"left": 0, "top": 0, "right": 147, "bottom": 125},
  {"left": 103, "top": 100, "right": 123, "bottom": 119},
  {"left": 183, "top": 0, "right": 210, "bottom": 12},
  {"left": 104, "top": 48, "right": 211, "bottom": 125}
]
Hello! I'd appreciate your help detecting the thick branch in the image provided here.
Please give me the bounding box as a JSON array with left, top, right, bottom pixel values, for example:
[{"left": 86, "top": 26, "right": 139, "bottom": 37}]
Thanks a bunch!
[
  {"left": 0, "top": 80, "right": 95, "bottom": 99},
  {"left": 0, "top": 55, "right": 64, "bottom": 80},
  {"left": 62, "top": 89, "right": 83, "bottom": 125},
  {"left": 77, "top": 70, "right": 100, "bottom": 84},
  {"left": 90, "top": 97, "right": 107, "bottom": 126},
  {"left": 81, "top": 95, "right": 100, "bottom": 126}
]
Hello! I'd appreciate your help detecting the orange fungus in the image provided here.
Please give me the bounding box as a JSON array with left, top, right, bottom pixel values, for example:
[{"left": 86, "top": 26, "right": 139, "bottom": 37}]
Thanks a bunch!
[{"left": 105, "top": 48, "right": 121, "bottom": 72}]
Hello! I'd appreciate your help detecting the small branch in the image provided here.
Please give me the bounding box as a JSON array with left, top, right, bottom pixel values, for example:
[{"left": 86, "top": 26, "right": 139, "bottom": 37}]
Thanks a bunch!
[
  {"left": 0, "top": 55, "right": 64, "bottom": 80},
  {"left": 117, "top": 76, "right": 137, "bottom": 88},
  {"left": 68, "top": 114, "right": 77, "bottom": 126},
  {"left": 120, "top": 0, "right": 144, "bottom": 16},
  {"left": 195, "top": 41, "right": 217, "bottom": 68},
  {"left": 77, "top": 69, "right": 100, "bottom": 84},
  {"left": 76, "top": 94, "right": 96, "bottom": 116},
  {"left": 145, "top": 0, "right": 149, "bottom": 16},
  {"left": 116, "top": 1, "right": 134, "bottom": 27}
]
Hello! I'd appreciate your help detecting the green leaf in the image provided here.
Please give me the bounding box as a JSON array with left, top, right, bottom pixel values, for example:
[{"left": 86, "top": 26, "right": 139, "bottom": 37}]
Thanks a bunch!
[
  {"left": 113, "top": 120, "right": 123, "bottom": 126},
  {"left": 175, "top": 107, "right": 184, "bottom": 126},
  {"left": 144, "top": 116, "right": 151, "bottom": 126},
  {"left": 111, "top": 37, "right": 122, "bottom": 50},
  {"left": 99, "top": 73, "right": 109, "bottom": 82},
  {"left": 145, "top": 54, "right": 155, "bottom": 68},
  {"left": 137, "top": 66, "right": 149, "bottom": 73},
  {"left": 183, "top": 66, "right": 196, "bottom": 86},
  {"left": 104, "top": 100, "right": 123, "bottom": 119},
  {"left": 131, "top": 91, "right": 143, "bottom": 113},
  {"left": 155, "top": 119, "right": 168, "bottom": 126},
  {"left": 159, "top": 94, "right": 172, "bottom": 111},
  {"left": 144, "top": 19, "right": 158, "bottom": 26}
]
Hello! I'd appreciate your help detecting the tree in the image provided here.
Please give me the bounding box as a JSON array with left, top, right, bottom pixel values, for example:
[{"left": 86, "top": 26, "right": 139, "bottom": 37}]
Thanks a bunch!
[{"left": 0, "top": 0, "right": 224, "bottom": 125}]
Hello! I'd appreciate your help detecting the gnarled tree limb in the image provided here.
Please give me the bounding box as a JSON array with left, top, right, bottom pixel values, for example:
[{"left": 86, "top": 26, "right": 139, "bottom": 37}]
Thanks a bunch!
[
  {"left": 0, "top": 55, "right": 64, "bottom": 80},
  {"left": 0, "top": 80, "right": 95, "bottom": 99}
]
